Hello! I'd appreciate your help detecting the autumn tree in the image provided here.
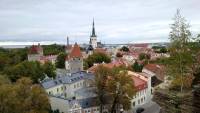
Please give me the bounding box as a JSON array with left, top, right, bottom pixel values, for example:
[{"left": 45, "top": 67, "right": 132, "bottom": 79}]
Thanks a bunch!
[
  {"left": 0, "top": 76, "right": 50, "bottom": 113},
  {"left": 94, "top": 66, "right": 136, "bottom": 113},
  {"left": 94, "top": 65, "right": 112, "bottom": 113},
  {"left": 107, "top": 68, "right": 136, "bottom": 113}
]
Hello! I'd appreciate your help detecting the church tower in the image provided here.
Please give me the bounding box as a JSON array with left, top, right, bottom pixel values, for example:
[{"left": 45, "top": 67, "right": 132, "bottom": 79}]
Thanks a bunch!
[{"left": 89, "top": 19, "right": 97, "bottom": 48}]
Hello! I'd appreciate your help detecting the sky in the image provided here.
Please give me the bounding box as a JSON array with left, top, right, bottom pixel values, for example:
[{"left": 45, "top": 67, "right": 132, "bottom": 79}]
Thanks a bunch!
[{"left": 0, "top": 0, "right": 200, "bottom": 45}]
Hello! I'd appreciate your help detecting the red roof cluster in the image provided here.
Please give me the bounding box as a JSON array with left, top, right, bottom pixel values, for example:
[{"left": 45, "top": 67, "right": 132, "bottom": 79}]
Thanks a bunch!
[
  {"left": 29, "top": 44, "right": 43, "bottom": 54},
  {"left": 69, "top": 43, "right": 82, "bottom": 58}
]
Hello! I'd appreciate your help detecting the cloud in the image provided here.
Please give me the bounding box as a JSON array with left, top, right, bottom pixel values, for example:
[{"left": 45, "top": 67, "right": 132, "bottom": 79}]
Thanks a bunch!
[{"left": 0, "top": 0, "right": 199, "bottom": 44}]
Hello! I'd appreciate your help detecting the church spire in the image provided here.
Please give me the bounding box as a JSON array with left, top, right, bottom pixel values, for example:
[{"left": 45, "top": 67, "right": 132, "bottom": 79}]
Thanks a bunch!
[{"left": 91, "top": 19, "right": 96, "bottom": 37}]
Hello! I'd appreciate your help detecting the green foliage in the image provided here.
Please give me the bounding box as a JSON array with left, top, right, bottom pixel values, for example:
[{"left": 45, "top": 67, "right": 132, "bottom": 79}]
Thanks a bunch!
[
  {"left": 168, "top": 10, "right": 200, "bottom": 92},
  {"left": 139, "top": 53, "right": 150, "bottom": 60},
  {"left": 43, "top": 62, "right": 56, "bottom": 78},
  {"left": 153, "top": 46, "right": 168, "bottom": 53},
  {"left": 3, "top": 61, "right": 45, "bottom": 83},
  {"left": 120, "top": 46, "right": 129, "bottom": 52},
  {"left": 43, "top": 44, "right": 65, "bottom": 55},
  {"left": 0, "top": 48, "right": 28, "bottom": 71},
  {"left": 0, "top": 76, "right": 50, "bottom": 113},
  {"left": 55, "top": 52, "right": 67, "bottom": 69},
  {"left": 131, "top": 61, "right": 143, "bottom": 72},
  {"left": 150, "top": 57, "right": 170, "bottom": 65},
  {"left": 84, "top": 52, "right": 111, "bottom": 69}
]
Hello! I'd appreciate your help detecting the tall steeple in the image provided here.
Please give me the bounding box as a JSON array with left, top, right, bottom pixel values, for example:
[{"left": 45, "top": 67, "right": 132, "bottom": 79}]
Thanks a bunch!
[
  {"left": 67, "top": 36, "right": 69, "bottom": 46},
  {"left": 91, "top": 19, "right": 96, "bottom": 37}
]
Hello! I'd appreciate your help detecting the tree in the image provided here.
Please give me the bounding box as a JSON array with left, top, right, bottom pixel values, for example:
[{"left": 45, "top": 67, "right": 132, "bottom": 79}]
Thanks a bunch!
[
  {"left": 139, "top": 53, "right": 150, "bottom": 60},
  {"left": 131, "top": 61, "right": 143, "bottom": 72},
  {"left": 55, "top": 52, "right": 67, "bottom": 69},
  {"left": 120, "top": 46, "right": 129, "bottom": 52},
  {"left": 84, "top": 52, "right": 111, "bottom": 68},
  {"left": 116, "top": 52, "right": 123, "bottom": 57},
  {"left": 43, "top": 44, "right": 65, "bottom": 56},
  {"left": 93, "top": 66, "right": 136, "bottom": 113},
  {"left": 0, "top": 76, "right": 50, "bottom": 113},
  {"left": 94, "top": 65, "right": 112, "bottom": 113},
  {"left": 107, "top": 68, "right": 136, "bottom": 113},
  {"left": 43, "top": 62, "right": 56, "bottom": 78},
  {"left": 168, "top": 9, "right": 194, "bottom": 92},
  {"left": 3, "top": 61, "right": 45, "bottom": 83}
]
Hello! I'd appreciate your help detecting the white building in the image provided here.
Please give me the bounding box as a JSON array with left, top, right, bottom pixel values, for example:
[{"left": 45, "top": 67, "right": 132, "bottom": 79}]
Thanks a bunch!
[
  {"left": 127, "top": 71, "right": 152, "bottom": 109},
  {"left": 41, "top": 71, "right": 94, "bottom": 99}
]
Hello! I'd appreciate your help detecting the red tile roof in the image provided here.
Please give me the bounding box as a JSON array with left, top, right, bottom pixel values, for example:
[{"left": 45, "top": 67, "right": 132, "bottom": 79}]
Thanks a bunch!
[
  {"left": 69, "top": 43, "right": 82, "bottom": 58},
  {"left": 29, "top": 44, "right": 43, "bottom": 54},
  {"left": 144, "top": 64, "right": 165, "bottom": 81},
  {"left": 131, "top": 75, "right": 147, "bottom": 91}
]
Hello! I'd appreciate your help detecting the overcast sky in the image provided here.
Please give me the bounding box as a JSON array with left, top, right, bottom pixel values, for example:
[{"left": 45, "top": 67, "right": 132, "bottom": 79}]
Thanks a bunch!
[{"left": 0, "top": 0, "right": 200, "bottom": 45}]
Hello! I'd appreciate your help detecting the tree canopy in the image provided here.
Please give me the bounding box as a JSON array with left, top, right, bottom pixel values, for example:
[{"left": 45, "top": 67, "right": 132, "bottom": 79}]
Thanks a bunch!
[
  {"left": 120, "top": 46, "right": 129, "bottom": 52},
  {"left": 55, "top": 52, "right": 67, "bottom": 69},
  {"left": 42, "top": 44, "right": 65, "bottom": 56},
  {"left": 131, "top": 61, "right": 143, "bottom": 72},
  {"left": 0, "top": 76, "right": 50, "bottom": 113},
  {"left": 94, "top": 65, "right": 136, "bottom": 112},
  {"left": 139, "top": 53, "right": 151, "bottom": 61},
  {"left": 84, "top": 52, "right": 111, "bottom": 69},
  {"left": 3, "top": 61, "right": 56, "bottom": 83}
]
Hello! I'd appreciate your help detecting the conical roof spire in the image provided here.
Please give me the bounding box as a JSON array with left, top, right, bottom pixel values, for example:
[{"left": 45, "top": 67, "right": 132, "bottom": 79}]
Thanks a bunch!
[{"left": 91, "top": 19, "right": 96, "bottom": 37}]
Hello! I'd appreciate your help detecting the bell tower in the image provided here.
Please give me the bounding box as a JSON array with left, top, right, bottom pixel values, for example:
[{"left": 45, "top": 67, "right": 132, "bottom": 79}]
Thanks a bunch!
[{"left": 89, "top": 19, "right": 97, "bottom": 48}]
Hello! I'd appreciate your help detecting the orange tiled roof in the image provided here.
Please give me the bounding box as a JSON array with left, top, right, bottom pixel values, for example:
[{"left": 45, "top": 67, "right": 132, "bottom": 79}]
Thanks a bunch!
[
  {"left": 144, "top": 64, "right": 165, "bottom": 81},
  {"left": 131, "top": 75, "right": 147, "bottom": 91},
  {"left": 69, "top": 43, "right": 82, "bottom": 58}
]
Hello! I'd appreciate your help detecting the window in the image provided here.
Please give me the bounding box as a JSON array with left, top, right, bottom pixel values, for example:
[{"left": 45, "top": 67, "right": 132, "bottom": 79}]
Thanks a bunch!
[
  {"left": 138, "top": 100, "right": 140, "bottom": 104},
  {"left": 133, "top": 101, "right": 135, "bottom": 106},
  {"left": 74, "top": 84, "right": 76, "bottom": 88},
  {"left": 57, "top": 88, "right": 59, "bottom": 92}
]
